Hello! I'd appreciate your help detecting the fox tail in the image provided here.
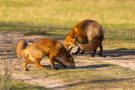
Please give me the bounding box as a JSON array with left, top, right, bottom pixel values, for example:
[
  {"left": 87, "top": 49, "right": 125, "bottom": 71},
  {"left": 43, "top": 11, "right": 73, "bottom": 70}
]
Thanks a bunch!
[{"left": 16, "top": 39, "right": 28, "bottom": 58}]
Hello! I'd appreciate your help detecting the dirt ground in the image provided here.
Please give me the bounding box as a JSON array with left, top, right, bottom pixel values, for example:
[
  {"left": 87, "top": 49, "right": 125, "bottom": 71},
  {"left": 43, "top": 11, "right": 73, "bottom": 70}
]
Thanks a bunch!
[{"left": 0, "top": 32, "right": 135, "bottom": 90}]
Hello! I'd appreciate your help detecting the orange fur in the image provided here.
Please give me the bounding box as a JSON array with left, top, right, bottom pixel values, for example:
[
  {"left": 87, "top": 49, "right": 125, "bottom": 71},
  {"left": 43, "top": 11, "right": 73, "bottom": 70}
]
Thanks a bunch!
[
  {"left": 79, "top": 36, "right": 102, "bottom": 51},
  {"left": 64, "top": 19, "right": 104, "bottom": 56},
  {"left": 16, "top": 38, "right": 75, "bottom": 71},
  {"left": 16, "top": 39, "right": 28, "bottom": 58}
]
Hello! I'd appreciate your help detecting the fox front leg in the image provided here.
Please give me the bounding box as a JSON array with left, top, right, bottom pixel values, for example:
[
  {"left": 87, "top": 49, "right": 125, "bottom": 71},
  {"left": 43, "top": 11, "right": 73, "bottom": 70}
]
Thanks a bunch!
[
  {"left": 55, "top": 59, "right": 67, "bottom": 68},
  {"left": 73, "top": 47, "right": 81, "bottom": 55},
  {"left": 49, "top": 54, "right": 58, "bottom": 70}
]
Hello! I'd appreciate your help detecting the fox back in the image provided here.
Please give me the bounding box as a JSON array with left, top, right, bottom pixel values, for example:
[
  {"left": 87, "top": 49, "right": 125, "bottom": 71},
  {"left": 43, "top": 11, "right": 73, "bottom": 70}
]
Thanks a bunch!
[{"left": 64, "top": 19, "right": 104, "bottom": 49}]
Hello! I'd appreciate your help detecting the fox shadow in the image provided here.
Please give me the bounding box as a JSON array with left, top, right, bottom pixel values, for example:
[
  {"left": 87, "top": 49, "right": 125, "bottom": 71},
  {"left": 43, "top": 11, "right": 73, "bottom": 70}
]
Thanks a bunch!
[
  {"left": 75, "top": 64, "right": 111, "bottom": 69},
  {"left": 103, "top": 48, "right": 135, "bottom": 57},
  {"left": 76, "top": 48, "right": 135, "bottom": 58},
  {"left": 45, "top": 63, "right": 111, "bottom": 70}
]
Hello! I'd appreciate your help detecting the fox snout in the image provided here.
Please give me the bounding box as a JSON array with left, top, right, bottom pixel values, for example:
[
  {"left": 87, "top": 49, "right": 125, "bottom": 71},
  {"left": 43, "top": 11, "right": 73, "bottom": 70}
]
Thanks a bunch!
[{"left": 67, "top": 63, "right": 76, "bottom": 69}]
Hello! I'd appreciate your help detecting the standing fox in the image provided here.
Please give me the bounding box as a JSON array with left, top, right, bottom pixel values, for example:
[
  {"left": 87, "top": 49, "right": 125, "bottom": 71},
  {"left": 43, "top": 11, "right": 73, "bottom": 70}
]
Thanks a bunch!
[
  {"left": 78, "top": 36, "right": 103, "bottom": 57},
  {"left": 16, "top": 38, "right": 75, "bottom": 71},
  {"left": 64, "top": 19, "right": 104, "bottom": 57}
]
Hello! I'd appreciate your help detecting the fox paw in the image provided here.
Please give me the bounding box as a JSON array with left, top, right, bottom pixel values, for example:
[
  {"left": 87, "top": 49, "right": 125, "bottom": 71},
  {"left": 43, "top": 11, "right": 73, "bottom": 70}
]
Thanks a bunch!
[
  {"left": 99, "top": 53, "right": 102, "bottom": 57},
  {"left": 52, "top": 67, "right": 58, "bottom": 70},
  {"left": 25, "top": 68, "right": 30, "bottom": 71},
  {"left": 91, "top": 54, "right": 95, "bottom": 57},
  {"left": 72, "top": 52, "right": 78, "bottom": 55}
]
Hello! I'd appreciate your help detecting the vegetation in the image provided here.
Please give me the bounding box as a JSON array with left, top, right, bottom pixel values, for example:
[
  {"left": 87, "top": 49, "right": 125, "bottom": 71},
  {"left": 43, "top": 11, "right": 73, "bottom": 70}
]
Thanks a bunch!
[
  {"left": 0, "top": 0, "right": 135, "bottom": 89},
  {"left": 0, "top": 77, "right": 48, "bottom": 90},
  {"left": 0, "top": 59, "right": 48, "bottom": 90},
  {"left": 0, "top": 0, "right": 135, "bottom": 30},
  {"left": 0, "top": 0, "right": 135, "bottom": 28},
  {"left": 27, "top": 59, "right": 135, "bottom": 90},
  {"left": 0, "top": 0, "right": 135, "bottom": 48}
]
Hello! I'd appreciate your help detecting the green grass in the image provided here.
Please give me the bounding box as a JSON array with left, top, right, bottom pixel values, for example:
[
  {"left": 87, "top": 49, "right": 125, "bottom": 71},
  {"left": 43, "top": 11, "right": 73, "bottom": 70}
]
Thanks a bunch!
[
  {"left": 25, "top": 59, "right": 135, "bottom": 90},
  {"left": 10, "top": 80, "right": 48, "bottom": 90},
  {"left": 0, "top": 0, "right": 135, "bottom": 89},
  {"left": 0, "top": 76, "right": 48, "bottom": 90},
  {"left": 0, "top": 0, "right": 135, "bottom": 30},
  {"left": 0, "top": 0, "right": 135, "bottom": 49}
]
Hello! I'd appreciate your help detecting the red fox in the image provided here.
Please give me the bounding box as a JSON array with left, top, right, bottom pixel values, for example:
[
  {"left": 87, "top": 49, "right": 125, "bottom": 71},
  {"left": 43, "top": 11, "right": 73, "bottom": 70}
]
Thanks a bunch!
[
  {"left": 78, "top": 36, "right": 103, "bottom": 57},
  {"left": 16, "top": 38, "right": 75, "bottom": 71},
  {"left": 64, "top": 19, "right": 104, "bottom": 56}
]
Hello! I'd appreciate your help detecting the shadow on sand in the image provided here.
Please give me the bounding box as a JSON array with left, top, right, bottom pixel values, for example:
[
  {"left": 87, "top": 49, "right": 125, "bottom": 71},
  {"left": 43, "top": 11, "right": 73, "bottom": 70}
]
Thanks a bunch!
[
  {"left": 44, "top": 64, "right": 111, "bottom": 74},
  {"left": 103, "top": 48, "right": 135, "bottom": 57},
  {"left": 11, "top": 86, "right": 49, "bottom": 90},
  {"left": 76, "top": 64, "right": 111, "bottom": 69},
  {"left": 77, "top": 48, "right": 135, "bottom": 58}
]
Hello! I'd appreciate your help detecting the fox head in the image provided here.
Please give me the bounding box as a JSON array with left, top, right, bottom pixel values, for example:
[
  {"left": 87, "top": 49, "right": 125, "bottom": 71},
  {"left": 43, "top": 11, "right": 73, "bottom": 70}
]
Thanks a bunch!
[
  {"left": 64, "top": 37, "right": 77, "bottom": 51},
  {"left": 64, "top": 54, "right": 75, "bottom": 68}
]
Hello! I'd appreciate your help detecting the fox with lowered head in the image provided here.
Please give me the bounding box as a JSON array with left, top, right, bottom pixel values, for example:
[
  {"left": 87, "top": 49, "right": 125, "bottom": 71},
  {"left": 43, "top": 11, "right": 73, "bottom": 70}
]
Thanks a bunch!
[{"left": 16, "top": 38, "right": 75, "bottom": 71}]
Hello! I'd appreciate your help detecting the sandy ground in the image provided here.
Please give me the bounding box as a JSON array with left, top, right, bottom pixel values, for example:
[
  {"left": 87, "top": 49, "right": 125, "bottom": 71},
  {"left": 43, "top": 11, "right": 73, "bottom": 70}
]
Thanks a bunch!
[{"left": 0, "top": 32, "right": 135, "bottom": 90}]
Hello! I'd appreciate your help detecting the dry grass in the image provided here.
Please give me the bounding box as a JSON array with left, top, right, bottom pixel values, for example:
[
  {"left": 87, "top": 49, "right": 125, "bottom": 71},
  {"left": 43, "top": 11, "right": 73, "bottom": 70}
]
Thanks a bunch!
[
  {"left": 24, "top": 59, "right": 135, "bottom": 90},
  {"left": 0, "top": 0, "right": 135, "bottom": 89},
  {"left": 0, "top": 58, "right": 13, "bottom": 90},
  {"left": 0, "top": 58, "right": 48, "bottom": 90}
]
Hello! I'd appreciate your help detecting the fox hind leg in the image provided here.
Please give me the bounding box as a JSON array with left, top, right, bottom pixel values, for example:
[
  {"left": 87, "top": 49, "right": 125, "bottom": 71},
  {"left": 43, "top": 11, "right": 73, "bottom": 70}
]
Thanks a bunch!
[
  {"left": 22, "top": 61, "right": 29, "bottom": 71},
  {"left": 35, "top": 60, "right": 48, "bottom": 70},
  {"left": 91, "top": 49, "right": 97, "bottom": 57},
  {"left": 99, "top": 44, "right": 103, "bottom": 57}
]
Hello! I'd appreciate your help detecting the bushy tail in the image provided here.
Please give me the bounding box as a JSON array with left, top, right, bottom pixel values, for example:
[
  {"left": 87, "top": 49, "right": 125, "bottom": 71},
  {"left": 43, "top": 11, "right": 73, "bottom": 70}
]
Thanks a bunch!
[{"left": 16, "top": 39, "right": 28, "bottom": 58}]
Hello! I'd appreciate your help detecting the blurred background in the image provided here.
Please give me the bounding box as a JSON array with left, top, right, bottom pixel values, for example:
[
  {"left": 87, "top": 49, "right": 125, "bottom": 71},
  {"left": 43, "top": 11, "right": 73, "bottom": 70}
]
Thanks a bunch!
[
  {"left": 0, "top": 1, "right": 135, "bottom": 89},
  {"left": 0, "top": 0, "right": 135, "bottom": 49}
]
